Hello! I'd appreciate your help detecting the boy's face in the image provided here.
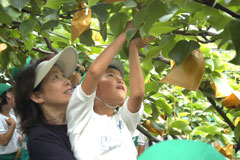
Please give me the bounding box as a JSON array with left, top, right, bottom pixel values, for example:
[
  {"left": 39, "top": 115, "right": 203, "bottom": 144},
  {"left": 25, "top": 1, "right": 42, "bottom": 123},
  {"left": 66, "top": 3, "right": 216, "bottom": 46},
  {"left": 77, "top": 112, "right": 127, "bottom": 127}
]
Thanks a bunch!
[
  {"left": 96, "top": 67, "right": 127, "bottom": 105},
  {"left": 6, "top": 91, "right": 15, "bottom": 109}
]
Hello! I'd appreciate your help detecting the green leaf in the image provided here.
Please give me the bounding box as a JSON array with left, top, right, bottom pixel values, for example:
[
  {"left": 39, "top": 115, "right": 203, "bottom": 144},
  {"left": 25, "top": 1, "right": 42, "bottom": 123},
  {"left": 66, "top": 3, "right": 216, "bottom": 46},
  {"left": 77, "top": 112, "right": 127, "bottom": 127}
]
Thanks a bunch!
[
  {"left": 142, "top": 45, "right": 161, "bottom": 73},
  {"left": 174, "top": 0, "right": 201, "bottom": 14},
  {"left": 151, "top": 120, "right": 165, "bottom": 130},
  {"left": 172, "top": 120, "right": 192, "bottom": 134},
  {"left": 229, "top": 19, "right": 240, "bottom": 65},
  {"left": 79, "top": 29, "right": 95, "bottom": 46},
  {"left": 109, "top": 12, "right": 128, "bottom": 36},
  {"left": 126, "top": 29, "right": 137, "bottom": 46},
  {"left": 145, "top": 81, "right": 159, "bottom": 93},
  {"left": 144, "top": 103, "right": 152, "bottom": 115},
  {"left": 92, "top": 4, "right": 109, "bottom": 24},
  {"left": 4, "top": 7, "right": 21, "bottom": 20},
  {"left": 151, "top": 103, "right": 160, "bottom": 120},
  {"left": 11, "top": 0, "right": 30, "bottom": 11},
  {"left": 168, "top": 40, "right": 200, "bottom": 65},
  {"left": 123, "top": 0, "right": 137, "bottom": 8},
  {"left": 88, "top": 0, "right": 99, "bottom": 8},
  {"left": 10, "top": 52, "right": 21, "bottom": 66},
  {"left": 205, "top": 58, "right": 214, "bottom": 71},
  {"left": 159, "top": 3, "right": 178, "bottom": 22},
  {"left": 11, "top": 30, "right": 20, "bottom": 38},
  {"left": 193, "top": 126, "right": 209, "bottom": 136},
  {"left": 133, "top": 6, "right": 148, "bottom": 30},
  {"left": 99, "top": 22, "right": 107, "bottom": 41},
  {"left": 23, "top": 34, "right": 34, "bottom": 50},
  {"left": 0, "top": 47, "right": 10, "bottom": 69},
  {"left": 234, "top": 122, "right": 240, "bottom": 141},
  {"left": 0, "top": 9, "right": 12, "bottom": 24},
  {"left": 158, "top": 97, "right": 172, "bottom": 115},
  {"left": 153, "top": 60, "right": 167, "bottom": 74},
  {"left": 207, "top": 126, "right": 221, "bottom": 135},
  {"left": 141, "top": 0, "right": 165, "bottom": 34},
  {"left": 44, "top": 0, "right": 62, "bottom": 9},
  {"left": 19, "top": 15, "right": 37, "bottom": 36},
  {"left": 0, "top": 0, "right": 10, "bottom": 7},
  {"left": 42, "top": 7, "right": 59, "bottom": 21},
  {"left": 41, "top": 20, "right": 59, "bottom": 33},
  {"left": 149, "top": 22, "right": 178, "bottom": 37}
]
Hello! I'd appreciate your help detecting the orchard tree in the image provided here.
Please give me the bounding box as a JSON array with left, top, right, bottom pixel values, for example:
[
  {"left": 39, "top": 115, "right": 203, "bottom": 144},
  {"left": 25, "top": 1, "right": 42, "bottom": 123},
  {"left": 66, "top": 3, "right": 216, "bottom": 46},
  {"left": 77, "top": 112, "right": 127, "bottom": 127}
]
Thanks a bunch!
[{"left": 1, "top": 0, "right": 240, "bottom": 158}]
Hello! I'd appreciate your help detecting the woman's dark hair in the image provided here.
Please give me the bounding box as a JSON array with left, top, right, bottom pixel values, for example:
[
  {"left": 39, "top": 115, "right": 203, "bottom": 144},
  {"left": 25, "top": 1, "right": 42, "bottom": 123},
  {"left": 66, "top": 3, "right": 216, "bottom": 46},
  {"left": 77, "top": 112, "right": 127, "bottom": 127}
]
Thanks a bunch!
[
  {"left": 0, "top": 91, "right": 8, "bottom": 112},
  {"left": 14, "top": 56, "right": 51, "bottom": 135}
]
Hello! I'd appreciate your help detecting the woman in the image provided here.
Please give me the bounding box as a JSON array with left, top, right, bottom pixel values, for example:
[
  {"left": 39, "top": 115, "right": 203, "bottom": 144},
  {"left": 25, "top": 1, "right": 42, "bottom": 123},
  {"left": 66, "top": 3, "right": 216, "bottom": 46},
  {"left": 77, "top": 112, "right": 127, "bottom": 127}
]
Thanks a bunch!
[{"left": 14, "top": 46, "right": 78, "bottom": 160}]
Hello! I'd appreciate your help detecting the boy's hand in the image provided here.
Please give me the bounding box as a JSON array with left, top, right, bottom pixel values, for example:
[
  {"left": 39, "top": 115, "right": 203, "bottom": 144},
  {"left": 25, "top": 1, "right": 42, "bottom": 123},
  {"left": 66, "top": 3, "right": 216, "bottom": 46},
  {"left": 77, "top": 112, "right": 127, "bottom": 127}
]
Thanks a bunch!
[
  {"left": 124, "top": 21, "right": 134, "bottom": 34},
  {"left": 5, "top": 118, "right": 16, "bottom": 127},
  {"left": 130, "top": 36, "right": 154, "bottom": 49}
]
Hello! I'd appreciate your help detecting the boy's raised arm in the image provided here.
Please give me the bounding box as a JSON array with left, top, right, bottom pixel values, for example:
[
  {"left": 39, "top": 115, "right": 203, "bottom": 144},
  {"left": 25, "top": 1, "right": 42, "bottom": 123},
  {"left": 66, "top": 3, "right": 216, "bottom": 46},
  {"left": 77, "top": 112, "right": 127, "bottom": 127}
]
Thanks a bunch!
[
  {"left": 128, "top": 37, "right": 153, "bottom": 113},
  {"left": 82, "top": 22, "right": 134, "bottom": 96}
]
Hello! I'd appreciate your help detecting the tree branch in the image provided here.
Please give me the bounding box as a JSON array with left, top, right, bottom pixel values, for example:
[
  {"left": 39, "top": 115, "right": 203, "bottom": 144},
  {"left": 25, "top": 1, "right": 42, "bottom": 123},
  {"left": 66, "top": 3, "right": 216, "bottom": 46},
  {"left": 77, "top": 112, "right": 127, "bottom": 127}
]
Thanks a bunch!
[
  {"left": 172, "top": 30, "right": 217, "bottom": 37},
  {"left": 193, "top": 0, "right": 240, "bottom": 19},
  {"left": 43, "top": 37, "right": 58, "bottom": 54},
  {"left": 15, "top": 39, "right": 55, "bottom": 55},
  {"left": 137, "top": 124, "right": 160, "bottom": 143},
  {"left": 204, "top": 94, "right": 235, "bottom": 131}
]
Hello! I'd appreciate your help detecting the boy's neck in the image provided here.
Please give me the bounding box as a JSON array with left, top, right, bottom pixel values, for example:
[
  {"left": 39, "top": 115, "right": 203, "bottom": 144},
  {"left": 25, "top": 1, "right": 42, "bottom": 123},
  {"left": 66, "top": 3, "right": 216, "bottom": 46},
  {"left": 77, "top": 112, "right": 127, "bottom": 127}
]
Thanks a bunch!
[{"left": 94, "top": 99, "right": 115, "bottom": 116}]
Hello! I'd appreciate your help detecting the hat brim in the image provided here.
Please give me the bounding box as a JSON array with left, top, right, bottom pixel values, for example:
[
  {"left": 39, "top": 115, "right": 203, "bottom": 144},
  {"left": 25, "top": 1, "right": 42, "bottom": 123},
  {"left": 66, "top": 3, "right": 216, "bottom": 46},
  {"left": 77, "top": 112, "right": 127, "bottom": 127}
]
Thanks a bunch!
[
  {"left": 0, "top": 84, "right": 11, "bottom": 96},
  {"left": 34, "top": 46, "right": 78, "bottom": 89}
]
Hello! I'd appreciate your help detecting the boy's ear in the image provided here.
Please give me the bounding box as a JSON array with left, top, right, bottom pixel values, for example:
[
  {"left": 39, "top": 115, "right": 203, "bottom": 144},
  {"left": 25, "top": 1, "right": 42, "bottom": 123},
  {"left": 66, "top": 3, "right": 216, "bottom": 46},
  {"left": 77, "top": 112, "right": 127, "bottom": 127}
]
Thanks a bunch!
[{"left": 30, "top": 92, "right": 44, "bottom": 104}]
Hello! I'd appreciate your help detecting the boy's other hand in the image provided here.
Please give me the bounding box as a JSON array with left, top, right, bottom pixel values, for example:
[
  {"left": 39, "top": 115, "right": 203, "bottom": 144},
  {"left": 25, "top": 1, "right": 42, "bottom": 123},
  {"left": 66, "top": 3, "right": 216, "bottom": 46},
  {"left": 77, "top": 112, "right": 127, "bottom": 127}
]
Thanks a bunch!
[{"left": 130, "top": 36, "right": 154, "bottom": 49}]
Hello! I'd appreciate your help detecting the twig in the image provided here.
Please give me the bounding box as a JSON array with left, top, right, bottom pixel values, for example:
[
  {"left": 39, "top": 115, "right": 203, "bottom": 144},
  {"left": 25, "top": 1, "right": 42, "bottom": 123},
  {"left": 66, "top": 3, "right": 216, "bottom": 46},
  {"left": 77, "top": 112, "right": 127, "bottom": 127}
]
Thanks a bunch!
[
  {"left": 193, "top": 0, "right": 240, "bottom": 19},
  {"left": 205, "top": 94, "right": 235, "bottom": 130},
  {"left": 172, "top": 30, "right": 217, "bottom": 37},
  {"left": 15, "top": 39, "right": 54, "bottom": 55},
  {"left": 43, "top": 37, "right": 58, "bottom": 54},
  {"left": 137, "top": 124, "right": 160, "bottom": 143}
]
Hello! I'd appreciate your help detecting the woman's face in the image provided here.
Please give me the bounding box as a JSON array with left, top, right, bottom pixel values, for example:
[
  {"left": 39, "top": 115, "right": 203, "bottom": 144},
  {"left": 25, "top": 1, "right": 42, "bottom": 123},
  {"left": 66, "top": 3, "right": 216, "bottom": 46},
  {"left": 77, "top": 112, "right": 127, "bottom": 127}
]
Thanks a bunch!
[
  {"left": 38, "top": 65, "right": 73, "bottom": 107},
  {"left": 96, "top": 67, "right": 127, "bottom": 106}
]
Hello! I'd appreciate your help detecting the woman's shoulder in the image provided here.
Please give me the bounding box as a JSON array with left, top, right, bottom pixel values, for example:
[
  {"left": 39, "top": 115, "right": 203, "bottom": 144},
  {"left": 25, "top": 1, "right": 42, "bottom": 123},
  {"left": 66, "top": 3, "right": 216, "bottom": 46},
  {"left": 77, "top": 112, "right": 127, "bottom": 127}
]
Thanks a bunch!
[{"left": 29, "top": 123, "right": 68, "bottom": 138}]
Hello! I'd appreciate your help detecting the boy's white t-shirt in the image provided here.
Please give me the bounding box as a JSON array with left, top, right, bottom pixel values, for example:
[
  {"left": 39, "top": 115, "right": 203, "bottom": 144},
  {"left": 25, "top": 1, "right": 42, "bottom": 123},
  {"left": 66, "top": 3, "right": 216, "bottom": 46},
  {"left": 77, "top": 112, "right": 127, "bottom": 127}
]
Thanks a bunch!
[
  {"left": 0, "top": 113, "right": 19, "bottom": 155},
  {"left": 67, "top": 84, "right": 143, "bottom": 160}
]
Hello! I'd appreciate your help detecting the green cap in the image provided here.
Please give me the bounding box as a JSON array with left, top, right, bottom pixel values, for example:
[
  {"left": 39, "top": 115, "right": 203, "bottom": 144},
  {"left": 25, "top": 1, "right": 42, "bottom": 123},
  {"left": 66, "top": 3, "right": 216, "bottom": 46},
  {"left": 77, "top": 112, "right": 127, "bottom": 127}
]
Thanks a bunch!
[
  {"left": 0, "top": 84, "right": 11, "bottom": 96},
  {"left": 12, "top": 56, "right": 32, "bottom": 79},
  {"left": 138, "top": 140, "right": 225, "bottom": 160}
]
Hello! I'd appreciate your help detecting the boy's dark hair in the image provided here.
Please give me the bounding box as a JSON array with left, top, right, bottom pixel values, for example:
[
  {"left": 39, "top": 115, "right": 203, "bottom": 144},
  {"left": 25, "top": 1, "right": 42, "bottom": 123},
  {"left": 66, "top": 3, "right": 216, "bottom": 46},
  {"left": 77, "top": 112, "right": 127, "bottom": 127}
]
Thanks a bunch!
[
  {"left": 0, "top": 91, "right": 8, "bottom": 112},
  {"left": 14, "top": 56, "right": 51, "bottom": 135}
]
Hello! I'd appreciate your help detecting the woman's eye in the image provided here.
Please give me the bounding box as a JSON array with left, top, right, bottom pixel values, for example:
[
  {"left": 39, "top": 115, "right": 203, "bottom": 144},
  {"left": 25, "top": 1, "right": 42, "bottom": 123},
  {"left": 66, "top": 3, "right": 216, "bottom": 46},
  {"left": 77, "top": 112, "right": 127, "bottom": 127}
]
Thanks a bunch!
[{"left": 53, "top": 75, "right": 59, "bottom": 80}]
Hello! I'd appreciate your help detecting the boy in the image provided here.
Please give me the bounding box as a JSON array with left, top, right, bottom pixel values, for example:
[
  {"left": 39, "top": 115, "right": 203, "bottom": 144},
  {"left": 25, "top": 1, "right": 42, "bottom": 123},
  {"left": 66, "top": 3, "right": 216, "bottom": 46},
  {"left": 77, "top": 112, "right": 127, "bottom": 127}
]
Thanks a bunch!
[
  {"left": 0, "top": 84, "right": 21, "bottom": 160},
  {"left": 67, "top": 22, "right": 153, "bottom": 160}
]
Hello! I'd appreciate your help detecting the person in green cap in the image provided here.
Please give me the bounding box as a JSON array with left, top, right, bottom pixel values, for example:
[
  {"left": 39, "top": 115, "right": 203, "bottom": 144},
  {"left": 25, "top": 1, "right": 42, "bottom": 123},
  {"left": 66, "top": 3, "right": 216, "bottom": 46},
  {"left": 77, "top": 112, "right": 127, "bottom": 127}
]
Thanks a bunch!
[{"left": 0, "top": 83, "right": 22, "bottom": 160}]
